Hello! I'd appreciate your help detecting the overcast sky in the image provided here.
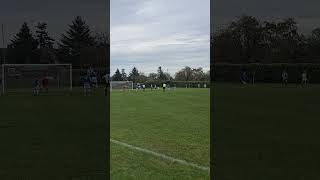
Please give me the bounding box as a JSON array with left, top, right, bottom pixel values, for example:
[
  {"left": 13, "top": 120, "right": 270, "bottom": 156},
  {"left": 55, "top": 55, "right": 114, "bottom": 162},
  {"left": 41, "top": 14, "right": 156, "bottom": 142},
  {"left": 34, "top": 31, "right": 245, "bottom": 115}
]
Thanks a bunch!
[
  {"left": 213, "top": 0, "right": 320, "bottom": 34},
  {"left": 4, "top": 0, "right": 320, "bottom": 74},
  {"left": 111, "top": 0, "right": 210, "bottom": 75},
  {"left": 0, "top": 0, "right": 108, "bottom": 47}
]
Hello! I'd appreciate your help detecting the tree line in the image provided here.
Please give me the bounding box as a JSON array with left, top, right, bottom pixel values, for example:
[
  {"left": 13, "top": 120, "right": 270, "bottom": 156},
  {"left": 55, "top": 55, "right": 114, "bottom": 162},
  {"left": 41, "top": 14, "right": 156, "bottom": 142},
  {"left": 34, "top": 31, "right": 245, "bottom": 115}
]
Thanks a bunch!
[
  {"left": 112, "top": 66, "right": 210, "bottom": 83},
  {"left": 5, "top": 16, "right": 109, "bottom": 68},
  {"left": 211, "top": 15, "right": 320, "bottom": 64}
]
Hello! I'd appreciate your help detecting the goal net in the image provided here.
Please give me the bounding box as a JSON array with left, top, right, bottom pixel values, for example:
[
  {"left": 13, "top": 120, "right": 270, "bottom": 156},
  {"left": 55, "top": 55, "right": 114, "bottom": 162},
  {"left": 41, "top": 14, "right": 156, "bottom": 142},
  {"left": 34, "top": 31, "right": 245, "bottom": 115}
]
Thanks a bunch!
[
  {"left": 1, "top": 64, "right": 72, "bottom": 94},
  {"left": 110, "top": 81, "right": 133, "bottom": 91}
]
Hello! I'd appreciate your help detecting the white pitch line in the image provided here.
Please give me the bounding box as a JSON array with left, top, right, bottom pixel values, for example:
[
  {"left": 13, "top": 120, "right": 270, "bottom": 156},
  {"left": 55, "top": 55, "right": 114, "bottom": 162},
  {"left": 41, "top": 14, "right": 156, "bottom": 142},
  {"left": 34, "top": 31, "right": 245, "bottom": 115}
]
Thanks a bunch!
[{"left": 110, "top": 139, "right": 210, "bottom": 172}]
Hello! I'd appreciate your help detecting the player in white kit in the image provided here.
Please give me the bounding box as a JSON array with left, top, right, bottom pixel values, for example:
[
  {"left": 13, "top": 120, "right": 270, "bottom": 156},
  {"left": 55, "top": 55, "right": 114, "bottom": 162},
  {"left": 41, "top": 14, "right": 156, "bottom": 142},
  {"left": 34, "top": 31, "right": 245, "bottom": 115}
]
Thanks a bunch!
[
  {"left": 301, "top": 71, "right": 308, "bottom": 87},
  {"left": 282, "top": 70, "right": 288, "bottom": 87}
]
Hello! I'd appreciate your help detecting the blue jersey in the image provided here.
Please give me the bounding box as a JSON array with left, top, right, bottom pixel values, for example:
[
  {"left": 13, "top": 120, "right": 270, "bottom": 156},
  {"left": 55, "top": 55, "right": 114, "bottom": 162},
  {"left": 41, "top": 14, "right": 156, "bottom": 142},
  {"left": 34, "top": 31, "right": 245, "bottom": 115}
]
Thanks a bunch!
[
  {"left": 241, "top": 72, "right": 248, "bottom": 81},
  {"left": 83, "top": 77, "right": 89, "bottom": 83},
  {"left": 33, "top": 80, "right": 40, "bottom": 87}
]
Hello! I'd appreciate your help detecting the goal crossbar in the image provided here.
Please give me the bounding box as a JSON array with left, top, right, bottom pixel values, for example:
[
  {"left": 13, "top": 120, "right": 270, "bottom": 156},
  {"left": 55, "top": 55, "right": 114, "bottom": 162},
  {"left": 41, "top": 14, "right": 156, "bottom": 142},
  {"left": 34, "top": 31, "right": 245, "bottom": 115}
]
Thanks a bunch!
[
  {"left": 110, "top": 81, "right": 134, "bottom": 91},
  {"left": 1, "top": 64, "right": 73, "bottom": 94}
]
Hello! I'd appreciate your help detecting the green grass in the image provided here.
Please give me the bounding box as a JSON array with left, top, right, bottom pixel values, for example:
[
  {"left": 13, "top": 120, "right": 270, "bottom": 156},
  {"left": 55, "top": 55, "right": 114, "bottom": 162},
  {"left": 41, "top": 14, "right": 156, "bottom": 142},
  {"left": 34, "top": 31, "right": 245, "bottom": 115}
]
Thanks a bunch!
[
  {"left": 3, "top": 83, "right": 319, "bottom": 179},
  {"left": 111, "top": 88, "right": 210, "bottom": 180},
  {"left": 213, "top": 83, "right": 320, "bottom": 179},
  {"left": 3, "top": 83, "right": 318, "bottom": 179},
  {"left": 0, "top": 88, "right": 210, "bottom": 179},
  {"left": 0, "top": 88, "right": 108, "bottom": 180}
]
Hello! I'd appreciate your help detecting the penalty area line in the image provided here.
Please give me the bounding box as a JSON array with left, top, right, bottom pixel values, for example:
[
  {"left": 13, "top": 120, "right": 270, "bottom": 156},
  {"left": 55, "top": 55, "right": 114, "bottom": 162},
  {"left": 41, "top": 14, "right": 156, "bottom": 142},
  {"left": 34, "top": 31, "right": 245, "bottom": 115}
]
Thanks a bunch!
[{"left": 110, "top": 139, "right": 210, "bottom": 172}]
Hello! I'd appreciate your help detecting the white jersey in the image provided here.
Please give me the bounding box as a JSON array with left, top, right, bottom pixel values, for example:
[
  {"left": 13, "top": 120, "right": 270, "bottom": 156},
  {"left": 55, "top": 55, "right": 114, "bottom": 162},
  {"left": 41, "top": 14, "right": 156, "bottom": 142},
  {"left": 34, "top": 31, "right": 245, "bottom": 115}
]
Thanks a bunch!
[
  {"left": 282, "top": 72, "right": 288, "bottom": 80},
  {"left": 103, "top": 74, "right": 110, "bottom": 83},
  {"left": 87, "top": 68, "right": 94, "bottom": 76},
  {"left": 163, "top": 83, "right": 166, "bottom": 88},
  {"left": 302, "top": 73, "right": 307, "bottom": 81}
]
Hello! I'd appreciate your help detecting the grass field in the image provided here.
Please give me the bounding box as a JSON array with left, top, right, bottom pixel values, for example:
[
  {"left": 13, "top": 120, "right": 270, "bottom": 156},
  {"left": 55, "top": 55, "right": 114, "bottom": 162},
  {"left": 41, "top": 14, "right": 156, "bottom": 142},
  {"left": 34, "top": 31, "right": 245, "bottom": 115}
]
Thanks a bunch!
[
  {"left": 110, "top": 88, "right": 210, "bottom": 179},
  {"left": 2, "top": 83, "right": 320, "bottom": 179},
  {"left": 0, "top": 87, "right": 210, "bottom": 179},
  {"left": 213, "top": 83, "right": 320, "bottom": 179},
  {"left": 0, "top": 88, "right": 108, "bottom": 179}
]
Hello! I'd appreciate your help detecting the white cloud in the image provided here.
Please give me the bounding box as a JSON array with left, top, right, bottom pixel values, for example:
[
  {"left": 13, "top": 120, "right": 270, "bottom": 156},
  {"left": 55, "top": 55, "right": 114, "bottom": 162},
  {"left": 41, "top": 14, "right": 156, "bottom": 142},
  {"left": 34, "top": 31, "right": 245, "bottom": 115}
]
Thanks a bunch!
[{"left": 111, "top": 0, "right": 210, "bottom": 75}]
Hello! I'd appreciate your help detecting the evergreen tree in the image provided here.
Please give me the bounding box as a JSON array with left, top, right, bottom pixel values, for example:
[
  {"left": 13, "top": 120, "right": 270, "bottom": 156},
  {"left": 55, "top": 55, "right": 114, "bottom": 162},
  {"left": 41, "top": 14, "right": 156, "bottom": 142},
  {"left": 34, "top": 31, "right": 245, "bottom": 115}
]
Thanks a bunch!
[
  {"left": 157, "top": 66, "right": 167, "bottom": 80},
  {"left": 35, "top": 22, "right": 54, "bottom": 49},
  {"left": 95, "top": 32, "right": 109, "bottom": 47},
  {"left": 58, "top": 16, "right": 95, "bottom": 67},
  {"left": 35, "top": 22, "right": 55, "bottom": 63},
  {"left": 112, "top": 69, "right": 123, "bottom": 81},
  {"left": 128, "top": 67, "right": 140, "bottom": 83},
  {"left": 7, "top": 22, "right": 38, "bottom": 64},
  {"left": 121, "top": 69, "right": 127, "bottom": 81}
]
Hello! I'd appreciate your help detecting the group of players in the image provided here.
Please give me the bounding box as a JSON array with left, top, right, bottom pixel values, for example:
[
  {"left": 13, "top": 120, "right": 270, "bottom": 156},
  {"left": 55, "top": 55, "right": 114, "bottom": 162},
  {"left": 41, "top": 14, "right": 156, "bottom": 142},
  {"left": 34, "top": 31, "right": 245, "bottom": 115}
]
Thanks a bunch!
[
  {"left": 281, "top": 70, "right": 308, "bottom": 87},
  {"left": 31, "top": 67, "right": 111, "bottom": 96},
  {"left": 83, "top": 67, "right": 98, "bottom": 96},
  {"left": 32, "top": 68, "right": 310, "bottom": 96},
  {"left": 122, "top": 83, "right": 208, "bottom": 92},
  {"left": 31, "top": 69, "right": 310, "bottom": 96},
  {"left": 240, "top": 70, "right": 309, "bottom": 87},
  {"left": 32, "top": 74, "right": 49, "bottom": 96},
  {"left": 133, "top": 83, "right": 175, "bottom": 92},
  {"left": 83, "top": 67, "right": 110, "bottom": 96}
]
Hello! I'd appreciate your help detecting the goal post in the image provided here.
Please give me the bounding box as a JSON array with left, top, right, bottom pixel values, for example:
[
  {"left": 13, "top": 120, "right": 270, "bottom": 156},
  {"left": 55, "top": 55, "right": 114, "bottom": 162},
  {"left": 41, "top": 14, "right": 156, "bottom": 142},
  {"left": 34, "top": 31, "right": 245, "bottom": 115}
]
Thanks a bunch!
[
  {"left": 110, "top": 81, "right": 133, "bottom": 91},
  {"left": 1, "top": 64, "right": 72, "bottom": 94}
]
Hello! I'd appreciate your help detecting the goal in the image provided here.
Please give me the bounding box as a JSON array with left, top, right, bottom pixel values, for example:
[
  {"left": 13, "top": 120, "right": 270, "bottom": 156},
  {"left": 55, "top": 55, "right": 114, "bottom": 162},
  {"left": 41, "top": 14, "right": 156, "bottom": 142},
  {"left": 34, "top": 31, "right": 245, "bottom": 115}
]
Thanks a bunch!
[
  {"left": 110, "top": 81, "right": 133, "bottom": 91},
  {"left": 1, "top": 64, "right": 72, "bottom": 94}
]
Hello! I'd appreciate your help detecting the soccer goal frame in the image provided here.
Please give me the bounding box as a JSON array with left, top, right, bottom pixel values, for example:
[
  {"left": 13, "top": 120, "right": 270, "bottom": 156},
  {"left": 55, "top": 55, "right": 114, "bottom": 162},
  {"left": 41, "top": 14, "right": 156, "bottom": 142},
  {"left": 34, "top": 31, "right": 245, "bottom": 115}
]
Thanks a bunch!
[
  {"left": 1, "top": 64, "right": 73, "bottom": 94},
  {"left": 110, "top": 81, "right": 134, "bottom": 92}
]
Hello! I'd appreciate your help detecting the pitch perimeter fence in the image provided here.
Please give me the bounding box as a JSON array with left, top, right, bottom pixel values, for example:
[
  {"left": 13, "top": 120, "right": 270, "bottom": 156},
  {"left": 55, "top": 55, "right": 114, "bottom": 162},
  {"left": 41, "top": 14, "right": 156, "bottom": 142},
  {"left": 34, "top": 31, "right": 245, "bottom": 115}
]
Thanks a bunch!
[{"left": 212, "top": 63, "right": 320, "bottom": 84}]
